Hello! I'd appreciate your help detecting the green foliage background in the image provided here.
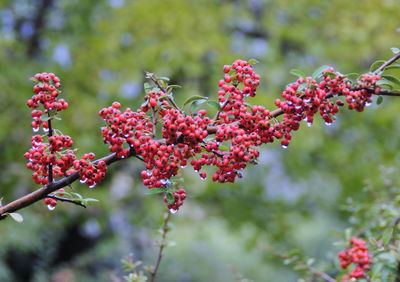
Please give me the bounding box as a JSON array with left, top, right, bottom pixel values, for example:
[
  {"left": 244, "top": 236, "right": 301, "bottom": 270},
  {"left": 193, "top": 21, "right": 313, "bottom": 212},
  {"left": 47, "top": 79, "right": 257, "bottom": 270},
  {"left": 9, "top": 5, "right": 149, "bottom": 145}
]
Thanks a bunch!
[{"left": 0, "top": 0, "right": 399, "bottom": 281}]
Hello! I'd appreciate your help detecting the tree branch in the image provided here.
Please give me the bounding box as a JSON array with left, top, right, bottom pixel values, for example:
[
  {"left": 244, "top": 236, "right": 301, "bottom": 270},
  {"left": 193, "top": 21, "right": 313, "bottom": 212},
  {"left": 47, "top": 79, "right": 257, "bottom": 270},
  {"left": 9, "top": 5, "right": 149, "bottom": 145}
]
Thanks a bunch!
[
  {"left": 46, "top": 195, "right": 86, "bottom": 208},
  {"left": 1, "top": 55, "right": 400, "bottom": 220},
  {"left": 149, "top": 211, "right": 171, "bottom": 282}
]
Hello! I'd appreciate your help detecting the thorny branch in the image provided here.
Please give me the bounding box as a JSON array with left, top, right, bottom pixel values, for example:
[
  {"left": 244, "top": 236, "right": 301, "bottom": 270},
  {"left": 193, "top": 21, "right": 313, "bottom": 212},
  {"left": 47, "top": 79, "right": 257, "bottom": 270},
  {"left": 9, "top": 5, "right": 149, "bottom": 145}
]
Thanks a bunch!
[{"left": 1, "top": 54, "right": 400, "bottom": 220}]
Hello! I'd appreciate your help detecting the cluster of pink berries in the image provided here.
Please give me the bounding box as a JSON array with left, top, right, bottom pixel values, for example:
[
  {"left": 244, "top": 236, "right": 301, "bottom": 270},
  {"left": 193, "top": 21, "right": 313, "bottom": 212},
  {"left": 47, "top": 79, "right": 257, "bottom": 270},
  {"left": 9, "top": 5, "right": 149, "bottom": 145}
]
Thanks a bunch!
[
  {"left": 164, "top": 189, "right": 186, "bottom": 212},
  {"left": 338, "top": 238, "right": 372, "bottom": 281}
]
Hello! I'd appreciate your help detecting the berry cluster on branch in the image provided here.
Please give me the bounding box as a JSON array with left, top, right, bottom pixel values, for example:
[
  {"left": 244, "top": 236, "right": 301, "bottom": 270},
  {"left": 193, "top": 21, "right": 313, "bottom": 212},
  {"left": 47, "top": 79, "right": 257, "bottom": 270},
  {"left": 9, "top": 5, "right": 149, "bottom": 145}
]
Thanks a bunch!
[
  {"left": 0, "top": 52, "right": 398, "bottom": 220},
  {"left": 338, "top": 238, "right": 372, "bottom": 280}
]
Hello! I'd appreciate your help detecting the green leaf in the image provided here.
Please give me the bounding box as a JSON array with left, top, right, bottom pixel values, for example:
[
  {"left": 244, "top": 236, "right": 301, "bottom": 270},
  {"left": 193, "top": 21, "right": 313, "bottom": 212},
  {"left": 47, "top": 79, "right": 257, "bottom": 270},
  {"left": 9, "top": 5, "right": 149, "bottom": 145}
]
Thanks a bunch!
[
  {"left": 144, "top": 82, "right": 152, "bottom": 92},
  {"left": 8, "top": 212, "right": 23, "bottom": 223},
  {"left": 370, "top": 60, "right": 386, "bottom": 72},
  {"left": 190, "top": 99, "right": 209, "bottom": 112},
  {"left": 219, "top": 145, "right": 229, "bottom": 151},
  {"left": 376, "top": 79, "right": 393, "bottom": 89},
  {"left": 141, "top": 98, "right": 150, "bottom": 108},
  {"left": 207, "top": 100, "right": 221, "bottom": 110},
  {"left": 248, "top": 58, "right": 259, "bottom": 65},
  {"left": 311, "top": 65, "right": 330, "bottom": 80},
  {"left": 48, "top": 109, "right": 57, "bottom": 116},
  {"left": 40, "top": 115, "right": 51, "bottom": 122},
  {"left": 377, "top": 96, "right": 383, "bottom": 105},
  {"left": 166, "top": 192, "right": 175, "bottom": 205},
  {"left": 382, "top": 75, "right": 400, "bottom": 88},
  {"left": 145, "top": 188, "right": 165, "bottom": 195},
  {"left": 391, "top": 47, "right": 400, "bottom": 54},
  {"left": 297, "top": 82, "right": 307, "bottom": 92},
  {"left": 385, "top": 64, "right": 400, "bottom": 70},
  {"left": 290, "top": 69, "right": 306, "bottom": 78},
  {"left": 346, "top": 73, "right": 360, "bottom": 84},
  {"left": 83, "top": 198, "right": 99, "bottom": 202},
  {"left": 323, "top": 71, "right": 337, "bottom": 78},
  {"left": 166, "top": 85, "right": 182, "bottom": 90},
  {"left": 71, "top": 192, "right": 83, "bottom": 199},
  {"left": 382, "top": 227, "right": 393, "bottom": 245},
  {"left": 158, "top": 76, "right": 170, "bottom": 81},
  {"left": 183, "top": 95, "right": 208, "bottom": 107}
]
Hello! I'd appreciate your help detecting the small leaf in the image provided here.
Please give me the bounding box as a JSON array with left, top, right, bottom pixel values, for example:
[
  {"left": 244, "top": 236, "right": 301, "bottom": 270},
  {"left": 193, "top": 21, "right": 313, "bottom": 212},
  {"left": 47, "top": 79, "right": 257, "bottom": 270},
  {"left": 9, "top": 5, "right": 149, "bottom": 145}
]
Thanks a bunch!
[
  {"left": 297, "top": 82, "right": 307, "bottom": 92},
  {"left": 376, "top": 79, "right": 393, "bottom": 89},
  {"left": 141, "top": 98, "right": 150, "bottom": 108},
  {"left": 382, "top": 227, "right": 393, "bottom": 245},
  {"left": 83, "top": 198, "right": 99, "bottom": 202},
  {"left": 166, "top": 192, "right": 175, "bottom": 204},
  {"left": 323, "top": 71, "right": 337, "bottom": 78},
  {"left": 158, "top": 76, "right": 170, "bottom": 81},
  {"left": 248, "top": 58, "right": 259, "bottom": 65},
  {"left": 166, "top": 85, "right": 182, "bottom": 90},
  {"left": 385, "top": 64, "right": 400, "bottom": 70},
  {"left": 48, "top": 109, "right": 57, "bottom": 116},
  {"left": 145, "top": 188, "right": 165, "bottom": 195},
  {"left": 183, "top": 95, "right": 208, "bottom": 107},
  {"left": 370, "top": 60, "right": 386, "bottom": 72},
  {"left": 144, "top": 82, "right": 152, "bottom": 92},
  {"left": 377, "top": 96, "right": 383, "bottom": 105},
  {"left": 207, "top": 100, "right": 221, "bottom": 110},
  {"left": 382, "top": 75, "right": 400, "bottom": 87},
  {"left": 54, "top": 116, "right": 62, "bottom": 120},
  {"left": 391, "top": 47, "right": 400, "bottom": 54},
  {"left": 219, "top": 145, "right": 230, "bottom": 151},
  {"left": 9, "top": 212, "right": 23, "bottom": 223},
  {"left": 311, "top": 65, "right": 330, "bottom": 80},
  {"left": 190, "top": 99, "right": 208, "bottom": 112},
  {"left": 71, "top": 192, "right": 83, "bottom": 199},
  {"left": 346, "top": 73, "right": 360, "bottom": 83},
  {"left": 40, "top": 115, "right": 51, "bottom": 122},
  {"left": 290, "top": 69, "right": 306, "bottom": 78}
]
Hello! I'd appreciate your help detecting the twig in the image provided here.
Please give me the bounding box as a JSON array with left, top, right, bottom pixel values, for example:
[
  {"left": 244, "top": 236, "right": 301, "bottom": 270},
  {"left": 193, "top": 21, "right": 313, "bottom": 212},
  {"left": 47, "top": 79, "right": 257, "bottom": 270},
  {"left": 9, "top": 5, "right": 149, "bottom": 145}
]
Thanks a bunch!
[
  {"left": 47, "top": 112, "right": 54, "bottom": 184},
  {"left": 149, "top": 211, "right": 171, "bottom": 282},
  {"left": 373, "top": 53, "right": 400, "bottom": 74},
  {"left": 263, "top": 246, "right": 336, "bottom": 282},
  {"left": 46, "top": 195, "right": 86, "bottom": 208},
  {"left": 151, "top": 108, "right": 157, "bottom": 138},
  {"left": 144, "top": 71, "right": 181, "bottom": 112}
]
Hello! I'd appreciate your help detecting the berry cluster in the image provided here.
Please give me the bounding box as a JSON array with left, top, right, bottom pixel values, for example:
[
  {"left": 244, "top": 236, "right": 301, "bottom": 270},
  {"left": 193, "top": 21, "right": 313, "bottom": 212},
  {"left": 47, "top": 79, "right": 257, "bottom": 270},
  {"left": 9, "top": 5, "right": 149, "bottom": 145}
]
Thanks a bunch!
[
  {"left": 73, "top": 154, "right": 107, "bottom": 188},
  {"left": 44, "top": 188, "right": 65, "bottom": 210},
  {"left": 27, "top": 61, "right": 384, "bottom": 212},
  {"left": 27, "top": 72, "right": 67, "bottom": 132},
  {"left": 24, "top": 135, "right": 77, "bottom": 184},
  {"left": 164, "top": 189, "right": 186, "bottom": 212},
  {"left": 26, "top": 73, "right": 108, "bottom": 203},
  {"left": 98, "top": 102, "right": 154, "bottom": 158},
  {"left": 338, "top": 238, "right": 372, "bottom": 281}
]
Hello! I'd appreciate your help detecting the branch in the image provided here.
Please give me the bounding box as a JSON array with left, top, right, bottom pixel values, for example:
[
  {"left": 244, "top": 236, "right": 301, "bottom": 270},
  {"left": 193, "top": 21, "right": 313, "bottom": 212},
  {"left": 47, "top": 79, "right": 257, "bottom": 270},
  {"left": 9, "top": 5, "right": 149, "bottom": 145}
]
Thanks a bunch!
[
  {"left": 46, "top": 195, "right": 86, "bottom": 208},
  {"left": 1, "top": 55, "right": 400, "bottom": 220},
  {"left": 373, "top": 53, "right": 400, "bottom": 74},
  {"left": 144, "top": 71, "right": 181, "bottom": 112},
  {"left": 149, "top": 211, "right": 171, "bottom": 282}
]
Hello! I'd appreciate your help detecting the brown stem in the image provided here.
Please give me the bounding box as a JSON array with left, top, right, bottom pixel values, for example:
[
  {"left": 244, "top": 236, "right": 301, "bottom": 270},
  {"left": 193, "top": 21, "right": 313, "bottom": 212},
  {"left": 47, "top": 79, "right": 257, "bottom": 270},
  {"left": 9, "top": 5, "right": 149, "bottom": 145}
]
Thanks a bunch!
[
  {"left": 145, "top": 71, "right": 181, "bottom": 112},
  {"left": 149, "top": 211, "right": 171, "bottom": 282},
  {"left": 47, "top": 113, "right": 54, "bottom": 184},
  {"left": 46, "top": 195, "right": 86, "bottom": 208},
  {"left": 373, "top": 53, "right": 400, "bottom": 74}
]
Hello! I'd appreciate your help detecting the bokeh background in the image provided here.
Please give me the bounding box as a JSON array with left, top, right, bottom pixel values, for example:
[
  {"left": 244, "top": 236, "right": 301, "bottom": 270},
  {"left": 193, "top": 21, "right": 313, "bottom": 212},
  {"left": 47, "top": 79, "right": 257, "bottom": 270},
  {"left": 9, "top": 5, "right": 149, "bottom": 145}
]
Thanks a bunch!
[{"left": 0, "top": 0, "right": 399, "bottom": 281}]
